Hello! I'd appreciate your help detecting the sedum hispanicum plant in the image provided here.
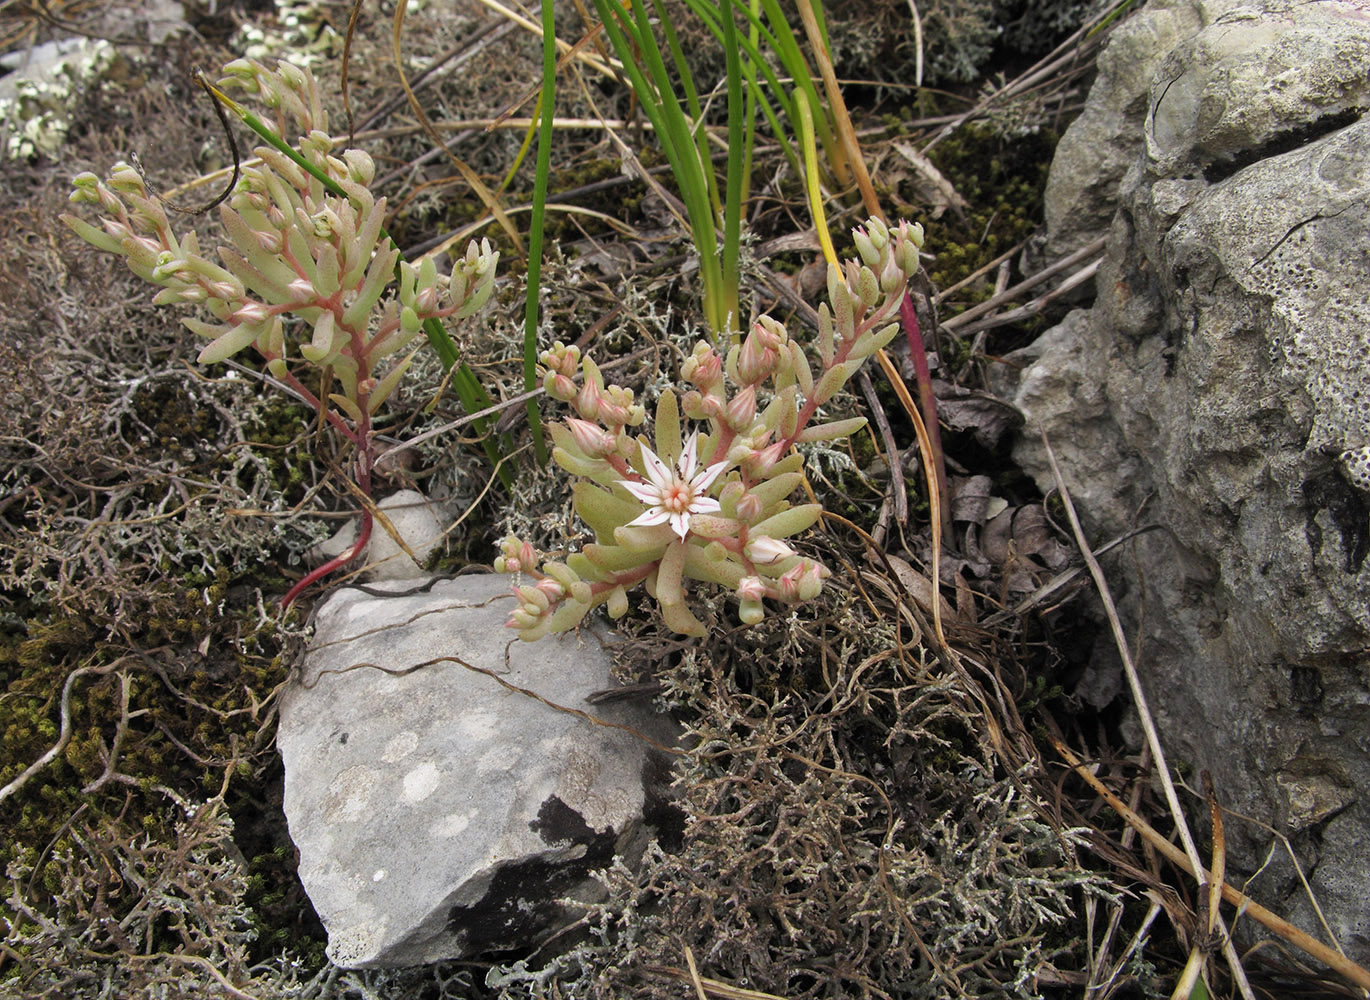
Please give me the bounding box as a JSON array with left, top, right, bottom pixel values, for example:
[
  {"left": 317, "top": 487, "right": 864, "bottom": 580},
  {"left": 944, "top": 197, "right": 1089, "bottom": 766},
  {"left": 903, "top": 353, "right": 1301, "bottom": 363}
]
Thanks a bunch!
[
  {"left": 497, "top": 216, "right": 924, "bottom": 639},
  {"left": 62, "top": 59, "right": 499, "bottom": 606}
]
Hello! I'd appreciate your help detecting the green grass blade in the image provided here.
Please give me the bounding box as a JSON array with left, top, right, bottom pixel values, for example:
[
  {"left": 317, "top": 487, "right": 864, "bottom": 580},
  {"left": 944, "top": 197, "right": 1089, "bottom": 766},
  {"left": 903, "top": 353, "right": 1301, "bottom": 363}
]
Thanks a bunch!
[
  {"left": 593, "top": 0, "right": 727, "bottom": 336},
  {"left": 756, "top": 0, "right": 844, "bottom": 180},
  {"left": 719, "top": 0, "right": 744, "bottom": 334},
  {"left": 649, "top": 0, "right": 723, "bottom": 222},
  {"left": 521, "top": 0, "right": 558, "bottom": 468},
  {"left": 674, "top": 0, "right": 802, "bottom": 178}
]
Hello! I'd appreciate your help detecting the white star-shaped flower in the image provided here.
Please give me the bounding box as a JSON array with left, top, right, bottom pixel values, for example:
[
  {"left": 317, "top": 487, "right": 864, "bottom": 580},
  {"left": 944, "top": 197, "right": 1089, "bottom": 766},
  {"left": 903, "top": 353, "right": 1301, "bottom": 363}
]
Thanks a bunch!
[{"left": 617, "top": 432, "right": 726, "bottom": 540}]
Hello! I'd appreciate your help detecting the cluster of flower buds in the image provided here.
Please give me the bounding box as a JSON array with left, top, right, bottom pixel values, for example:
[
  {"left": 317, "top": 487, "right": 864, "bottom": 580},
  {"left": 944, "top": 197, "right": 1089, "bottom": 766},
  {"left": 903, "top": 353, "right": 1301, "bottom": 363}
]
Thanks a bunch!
[
  {"left": 63, "top": 57, "right": 498, "bottom": 444},
  {"left": 499, "top": 216, "right": 924, "bottom": 639}
]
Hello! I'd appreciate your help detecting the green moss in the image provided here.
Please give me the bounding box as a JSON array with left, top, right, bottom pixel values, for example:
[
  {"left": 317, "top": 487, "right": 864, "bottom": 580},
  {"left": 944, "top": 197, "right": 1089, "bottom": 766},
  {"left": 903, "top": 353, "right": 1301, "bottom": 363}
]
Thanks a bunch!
[
  {"left": 0, "top": 554, "right": 305, "bottom": 965},
  {"left": 899, "top": 123, "right": 1058, "bottom": 294}
]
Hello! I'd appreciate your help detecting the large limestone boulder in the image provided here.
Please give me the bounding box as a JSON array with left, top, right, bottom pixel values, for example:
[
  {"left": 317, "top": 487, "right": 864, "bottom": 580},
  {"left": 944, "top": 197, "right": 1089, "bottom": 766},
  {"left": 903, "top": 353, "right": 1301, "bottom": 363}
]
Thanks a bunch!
[
  {"left": 277, "top": 574, "right": 677, "bottom": 967},
  {"left": 1003, "top": 0, "right": 1370, "bottom": 962}
]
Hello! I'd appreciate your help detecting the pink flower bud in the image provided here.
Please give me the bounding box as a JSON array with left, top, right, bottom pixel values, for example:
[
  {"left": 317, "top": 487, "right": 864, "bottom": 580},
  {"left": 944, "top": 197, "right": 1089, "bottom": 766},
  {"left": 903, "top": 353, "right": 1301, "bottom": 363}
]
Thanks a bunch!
[
  {"left": 880, "top": 253, "right": 906, "bottom": 295},
  {"left": 536, "top": 577, "right": 566, "bottom": 602},
  {"left": 540, "top": 341, "right": 579, "bottom": 376},
  {"left": 101, "top": 218, "right": 134, "bottom": 242},
  {"left": 744, "top": 441, "right": 787, "bottom": 478},
  {"left": 896, "top": 219, "right": 925, "bottom": 250},
  {"left": 415, "top": 285, "right": 440, "bottom": 314},
  {"left": 565, "top": 418, "right": 616, "bottom": 458},
  {"left": 684, "top": 345, "right": 723, "bottom": 388},
  {"left": 737, "top": 325, "right": 777, "bottom": 385},
  {"left": 576, "top": 382, "right": 602, "bottom": 421},
  {"left": 496, "top": 536, "right": 537, "bottom": 575},
  {"left": 723, "top": 385, "right": 757, "bottom": 432},
  {"left": 544, "top": 372, "right": 577, "bottom": 402},
  {"left": 735, "top": 491, "right": 764, "bottom": 523},
  {"left": 600, "top": 403, "right": 629, "bottom": 427},
  {"left": 737, "top": 576, "right": 767, "bottom": 602},
  {"left": 234, "top": 301, "right": 270, "bottom": 324},
  {"left": 744, "top": 536, "right": 795, "bottom": 564}
]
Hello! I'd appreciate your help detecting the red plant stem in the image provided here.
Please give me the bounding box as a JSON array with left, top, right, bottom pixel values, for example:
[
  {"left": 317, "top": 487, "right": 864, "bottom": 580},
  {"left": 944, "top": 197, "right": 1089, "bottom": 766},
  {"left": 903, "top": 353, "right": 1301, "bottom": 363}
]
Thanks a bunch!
[
  {"left": 900, "top": 292, "right": 951, "bottom": 537},
  {"left": 279, "top": 317, "right": 377, "bottom": 610},
  {"left": 281, "top": 504, "right": 373, "bottom": 609}
]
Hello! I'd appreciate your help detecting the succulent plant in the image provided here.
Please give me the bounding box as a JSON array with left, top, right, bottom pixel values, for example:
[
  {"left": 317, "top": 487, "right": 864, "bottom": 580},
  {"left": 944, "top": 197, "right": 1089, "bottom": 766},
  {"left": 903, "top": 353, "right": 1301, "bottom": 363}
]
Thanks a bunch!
[
  {"left": 62, "top": 59, "right": 499, "bottom": 605},
  {"left": 497, "top": 216, "right": 925, "bottom": 638}
]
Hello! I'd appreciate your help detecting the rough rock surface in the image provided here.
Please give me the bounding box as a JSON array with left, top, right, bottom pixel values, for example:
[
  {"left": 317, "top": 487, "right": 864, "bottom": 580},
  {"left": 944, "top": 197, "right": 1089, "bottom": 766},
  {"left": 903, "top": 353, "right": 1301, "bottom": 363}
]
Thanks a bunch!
[
  {"left": 1003, "top": 0, "right": 1370, "bottom": 961},
  {"left": 277, "top": 574, "right": 677, "bottom": 967}
]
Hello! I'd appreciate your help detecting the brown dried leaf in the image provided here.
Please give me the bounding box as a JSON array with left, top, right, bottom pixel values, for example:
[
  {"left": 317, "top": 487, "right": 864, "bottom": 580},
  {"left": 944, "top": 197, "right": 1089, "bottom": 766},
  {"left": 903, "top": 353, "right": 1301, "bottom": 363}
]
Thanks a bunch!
[
  {"left": 950, "top": 474, "right": 997, "bottom": 524},
  {"left": 883, "top": 552, "right": 957, "bottom": 623},
  {"left": 934, "top": 380, "right": 1023, "bottom": 449}
]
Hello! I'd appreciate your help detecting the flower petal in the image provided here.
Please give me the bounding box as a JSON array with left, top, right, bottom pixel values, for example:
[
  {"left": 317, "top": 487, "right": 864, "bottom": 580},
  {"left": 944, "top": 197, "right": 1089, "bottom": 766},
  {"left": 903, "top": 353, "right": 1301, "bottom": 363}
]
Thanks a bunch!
[
  {"left": 677, "top": 431, "right": 700, "bottom": 479},
  {"left": 626, "top": 508, "right": 671, "bottom": 529},
  {"left": 686, "top": 495, "right": 722, "bottom": 516},
  {"left": 617, "top": 479, "right": 663, "bottom": 505},
  {"left": 637, "top": 440, "right": 674, "bottom": 490},
  {"left": 668, "top": 512, "right": 691, "bottom": 540},
  {"left": 690, "top": 460, "right": 728, "bottom": 494}
]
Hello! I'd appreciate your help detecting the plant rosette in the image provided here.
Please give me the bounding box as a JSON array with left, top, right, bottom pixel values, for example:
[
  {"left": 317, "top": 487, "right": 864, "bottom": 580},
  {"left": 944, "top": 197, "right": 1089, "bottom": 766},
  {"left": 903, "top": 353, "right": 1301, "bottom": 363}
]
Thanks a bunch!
[{"left": 497, "top": 215, "right": 924, "bottom": 639}]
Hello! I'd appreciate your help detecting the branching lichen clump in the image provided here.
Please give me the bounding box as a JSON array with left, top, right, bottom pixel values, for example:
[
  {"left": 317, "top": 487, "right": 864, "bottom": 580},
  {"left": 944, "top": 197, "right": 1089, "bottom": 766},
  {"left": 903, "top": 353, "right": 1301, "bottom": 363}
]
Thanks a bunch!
[{"left": 497, "top": 216, "right": 924, "bottom": 638}]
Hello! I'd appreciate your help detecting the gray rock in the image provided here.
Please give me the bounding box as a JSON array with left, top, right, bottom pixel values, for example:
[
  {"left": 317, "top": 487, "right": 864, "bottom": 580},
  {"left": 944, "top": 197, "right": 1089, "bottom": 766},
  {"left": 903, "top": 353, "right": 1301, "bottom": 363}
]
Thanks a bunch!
[
  {"left": 312, "top": 489, "right": 447, "bottom": 581},
  {"left": 277, "top": 574, "right": 677, "bottom": 967},
  {"left": 1044, "top": 0, "right": 1222, "bottom": 257},
  {"left": 1003, "top": 0, "right": 1370, "bottom": 964}
]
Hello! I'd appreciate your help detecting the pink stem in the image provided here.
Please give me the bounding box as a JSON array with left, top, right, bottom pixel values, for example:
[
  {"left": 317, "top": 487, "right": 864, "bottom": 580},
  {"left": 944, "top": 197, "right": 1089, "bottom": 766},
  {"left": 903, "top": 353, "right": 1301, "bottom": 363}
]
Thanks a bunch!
[
  {"left": 900, "top": 292, "right": 951, "bottom": 538},
  {"left": 281, "top": 505, "right": 374, "bottom": 609}
]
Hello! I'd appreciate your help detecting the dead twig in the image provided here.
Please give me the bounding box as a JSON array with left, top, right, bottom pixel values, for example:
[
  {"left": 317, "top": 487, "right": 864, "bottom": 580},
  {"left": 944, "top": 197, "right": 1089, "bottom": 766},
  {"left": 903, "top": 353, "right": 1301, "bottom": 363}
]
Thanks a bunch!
[
  {"left": 79, "top": 670, "right": 133, "bottom": 794},
  {"left": 1053, "top": 737, "right": 1370, "bottom": 994},
  {"left": 1040, "top": 430, "right": 1258, "bottom": 998},
  {"left": 941, "top": 236, "right": 1106, "bottom": 331},
  {"left": 947, "top": 258, "right": 1101, "bottom": 337},
  {"left": 0, "top": 659, "right": 131, "bottom": 808}
]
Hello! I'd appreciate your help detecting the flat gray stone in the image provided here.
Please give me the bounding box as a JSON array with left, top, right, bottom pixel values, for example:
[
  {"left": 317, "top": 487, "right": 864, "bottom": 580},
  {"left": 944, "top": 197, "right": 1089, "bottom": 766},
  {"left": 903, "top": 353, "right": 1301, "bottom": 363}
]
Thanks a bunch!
[{"left": 278, "top": 574, "right": 676, "bottom": 968}]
